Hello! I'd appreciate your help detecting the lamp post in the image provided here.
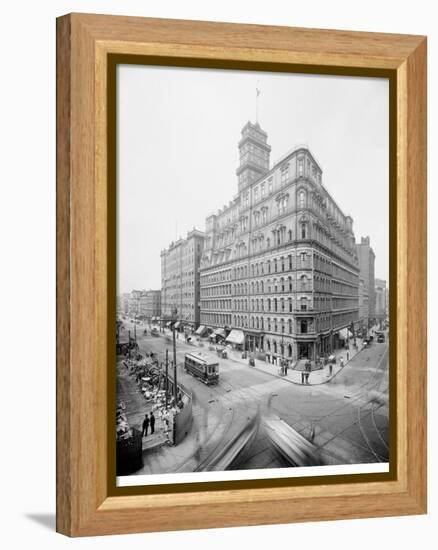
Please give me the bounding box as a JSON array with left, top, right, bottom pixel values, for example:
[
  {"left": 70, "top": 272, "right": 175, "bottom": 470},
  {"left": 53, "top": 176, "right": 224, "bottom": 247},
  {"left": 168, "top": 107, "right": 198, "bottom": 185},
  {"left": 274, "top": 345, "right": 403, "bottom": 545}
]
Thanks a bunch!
[
  {"left": 165, "top": 350, "right": 169, "bottom": 410},
  {"left": 172, "top": 307, "right": 178, "bottom": 405}
]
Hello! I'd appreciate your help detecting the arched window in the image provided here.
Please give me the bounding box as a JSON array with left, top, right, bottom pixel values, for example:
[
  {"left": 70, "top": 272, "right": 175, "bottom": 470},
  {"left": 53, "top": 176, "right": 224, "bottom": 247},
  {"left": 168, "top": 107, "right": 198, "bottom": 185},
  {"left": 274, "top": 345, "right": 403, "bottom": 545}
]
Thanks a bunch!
[
  {"left": 300, "top": 320, "right": 308, "bottom": 334},
  {"left": 267, "top": 339, "right": 271, "bottom": 351},
  {"left": 274, "top": 259, "right": 278, "bottom": 272},
  {"left": 260, "top": 281, "right": 264, "bottom": 292},
  {"left": 273, "top": 341, "right": 278, "bottom": 354},
  {"left": 300, "top": 275, "right": 307, "bottom": 290},
  {"left": 288, "top": 230, "right": 293, "bottom": 241},
  {"left": 256, "top": 317, "right": 259, "bottom": 329},
  {"left": 300, "top": 297, "right": 308, "bottom": 311},
  {"left": 301, "top": 222, "right": 307, "bottom": 239},
  {"left": 288, "top": 318, "right": 292, "bottom": 334},
  {"left": 267, "top": 298, "right": 271, "bottom": 311},
  {"left": 274, "top": 298, "right": 278, "bottom": 312},
  {"left": 288, "top": 344, "right": 293, "bottom": 357},
  {"left": 267, "top": 237, "right": 271, "bottom": 248},
  {"left": 299, "top": 189, "right": 306, "bottom": 208}
]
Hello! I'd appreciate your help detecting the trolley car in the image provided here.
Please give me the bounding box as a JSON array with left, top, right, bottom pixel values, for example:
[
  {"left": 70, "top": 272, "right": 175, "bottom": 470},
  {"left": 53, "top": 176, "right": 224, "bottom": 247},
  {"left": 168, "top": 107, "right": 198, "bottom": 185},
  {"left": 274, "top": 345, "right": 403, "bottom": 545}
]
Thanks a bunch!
[{"left": 184, "top": 352, "right": 219, "bottom": 385}]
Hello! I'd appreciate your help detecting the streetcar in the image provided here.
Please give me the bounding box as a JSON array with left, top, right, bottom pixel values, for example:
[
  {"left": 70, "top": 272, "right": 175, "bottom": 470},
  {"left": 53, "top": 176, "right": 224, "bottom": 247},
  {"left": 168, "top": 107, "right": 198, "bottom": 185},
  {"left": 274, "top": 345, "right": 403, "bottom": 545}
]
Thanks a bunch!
[{"left": 184, "top": 352, "right": 219, "bottom": 385}]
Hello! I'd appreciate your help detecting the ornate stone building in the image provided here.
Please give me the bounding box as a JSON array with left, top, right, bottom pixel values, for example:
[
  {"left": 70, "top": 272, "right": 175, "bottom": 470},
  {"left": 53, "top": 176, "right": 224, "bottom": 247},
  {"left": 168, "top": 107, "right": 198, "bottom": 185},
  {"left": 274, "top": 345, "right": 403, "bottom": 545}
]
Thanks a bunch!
[
  {"left": 199, "top": 121, "right": 360, "bottom": 364},
  {"left": 358, "top": 277, "right": 369, "bottom": 330},
  {"left": 357, "top": 236, "right": 376, "bottom": 324},
  {"left": 161, "top": 229, "right": 205, "bottom": 328},
  {"left": 375, "top": 278, "right": 387, "bottom": 320}
]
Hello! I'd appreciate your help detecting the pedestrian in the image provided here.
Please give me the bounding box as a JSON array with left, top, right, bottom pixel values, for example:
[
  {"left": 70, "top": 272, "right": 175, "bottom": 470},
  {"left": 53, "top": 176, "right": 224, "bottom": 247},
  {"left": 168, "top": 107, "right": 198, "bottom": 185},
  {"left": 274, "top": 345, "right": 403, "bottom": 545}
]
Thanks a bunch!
[
  {"left": 329, "top": 362, "right": 333, "bottom": 377},
  {"left": 305, "top": 361, "right": 311, "bottom": 384},
  {"left": 346, "top": 350, "right": 350, "bottom": 361},
  {"left": 340, "top": 357, "right": 345, "bottom": 368},
  {"left": 301, "top": 370, "right": 305, "bottom": 384},
  {"left": 150, "top": 412, "right": 155, "bottom": 434},
  {"left": 142, "top": 413, "right": 150, "bottom": 437},
  {"left": 284, "top": 363, "right": 288, "bottom": 376}
]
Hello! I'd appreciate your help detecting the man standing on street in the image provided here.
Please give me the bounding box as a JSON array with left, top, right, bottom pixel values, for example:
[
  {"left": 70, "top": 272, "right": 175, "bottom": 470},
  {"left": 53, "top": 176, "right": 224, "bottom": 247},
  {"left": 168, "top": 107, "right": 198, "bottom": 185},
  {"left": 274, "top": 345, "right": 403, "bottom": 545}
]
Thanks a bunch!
[
  {"left": 301, "top": 370, "right": 305, "bottom": 384},
  {"left": 150, "top": 411, "right": 156, "bottom": 435},
  {"left": 142, "top": 413, "right": 150, "bottom": 438},
  {"left": 305, "top": 360, "right": 311, "bottom": 384}
]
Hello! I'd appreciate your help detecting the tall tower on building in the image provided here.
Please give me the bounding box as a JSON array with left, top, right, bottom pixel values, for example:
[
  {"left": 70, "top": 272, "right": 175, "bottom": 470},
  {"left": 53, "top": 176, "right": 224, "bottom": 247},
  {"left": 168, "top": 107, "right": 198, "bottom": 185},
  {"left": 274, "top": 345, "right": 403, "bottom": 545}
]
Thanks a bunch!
[{"left": 236, "top": 121, "right": 271, "bottom": 192}]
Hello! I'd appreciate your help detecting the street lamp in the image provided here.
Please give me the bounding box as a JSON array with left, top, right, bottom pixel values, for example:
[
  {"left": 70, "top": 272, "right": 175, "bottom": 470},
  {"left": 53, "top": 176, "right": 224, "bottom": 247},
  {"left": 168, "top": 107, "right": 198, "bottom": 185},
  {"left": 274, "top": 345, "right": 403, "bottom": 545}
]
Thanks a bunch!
[{"left": 172, "top": 306, "right": 178, "bottom": 405}]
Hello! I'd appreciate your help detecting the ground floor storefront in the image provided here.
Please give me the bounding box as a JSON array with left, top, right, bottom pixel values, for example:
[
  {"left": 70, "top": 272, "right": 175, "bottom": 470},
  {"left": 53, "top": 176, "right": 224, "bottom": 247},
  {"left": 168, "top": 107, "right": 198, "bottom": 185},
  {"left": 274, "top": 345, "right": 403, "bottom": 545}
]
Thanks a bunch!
[{"left": 243, "top": 329, "right": 354, "bottom": 365}]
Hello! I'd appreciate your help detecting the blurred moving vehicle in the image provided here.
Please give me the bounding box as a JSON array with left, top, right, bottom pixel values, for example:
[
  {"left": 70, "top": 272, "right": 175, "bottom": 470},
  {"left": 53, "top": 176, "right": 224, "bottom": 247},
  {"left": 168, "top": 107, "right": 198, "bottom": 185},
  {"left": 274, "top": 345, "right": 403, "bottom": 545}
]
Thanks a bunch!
[
  {"left": 263, "top": 416, "right": 322, "bottom": 467},
  {"left": 195, "top": 412, "right": 260, "bottom": 471},
  {"left": 376, "top": 332, "right": 385, "bottom": 343}
]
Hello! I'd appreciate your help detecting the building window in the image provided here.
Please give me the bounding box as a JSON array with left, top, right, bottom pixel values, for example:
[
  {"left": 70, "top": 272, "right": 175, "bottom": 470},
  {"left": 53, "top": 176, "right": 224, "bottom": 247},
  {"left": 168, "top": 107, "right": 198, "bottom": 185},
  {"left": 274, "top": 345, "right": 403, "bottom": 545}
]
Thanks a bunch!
[
  {"left": 261, "top": 183, "right": 265, "bottom": 197},
  {"left": 299, "top": 190, "right": 306, "bottom": 208},
  {"left": 301, "top": 223, "right": 307, "bottom": 239},
  {"left": 268, "top": 178, "right": 273, "bottom": 194},
  {"left": 288, "top": 230, "right": 292, "bottom": 241},
  {"left": 298, "top": 158, "right": 304, "bottom": 175},
  {"left": 300, "top": 320, "right": 308, "bottom": 334},
  {"left": 300, "top": 297, "right": 308, "bottom": 311}
]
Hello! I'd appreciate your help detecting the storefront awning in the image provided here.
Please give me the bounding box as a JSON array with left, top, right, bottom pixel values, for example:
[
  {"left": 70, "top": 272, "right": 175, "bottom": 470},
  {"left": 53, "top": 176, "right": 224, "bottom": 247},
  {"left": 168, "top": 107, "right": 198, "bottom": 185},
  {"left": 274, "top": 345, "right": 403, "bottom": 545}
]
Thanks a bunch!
[
  {"left": 174, "top": 321, "right": 181, "bottom": 329},
  {"left": 339, "top": 328, "right": 353, "bottom": 339},
  {"left": 213, "top": 328, "right": 226, "bottom": 337},
  {"left": 166, "top": 321, "right": 171, "bottom": 327},
  {"left": 195, "top": 325, "right": 207, "bottom": 336},
  {"left": 226, "top": 329, "right": 245, "bottom": 345}
]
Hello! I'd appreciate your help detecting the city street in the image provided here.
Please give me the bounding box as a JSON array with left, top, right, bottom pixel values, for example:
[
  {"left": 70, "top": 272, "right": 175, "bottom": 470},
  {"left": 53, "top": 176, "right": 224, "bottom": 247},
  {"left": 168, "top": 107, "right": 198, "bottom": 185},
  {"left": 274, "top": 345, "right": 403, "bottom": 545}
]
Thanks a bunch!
[{"left": 119, "top": 321, "right": 389, "bottom": 474}]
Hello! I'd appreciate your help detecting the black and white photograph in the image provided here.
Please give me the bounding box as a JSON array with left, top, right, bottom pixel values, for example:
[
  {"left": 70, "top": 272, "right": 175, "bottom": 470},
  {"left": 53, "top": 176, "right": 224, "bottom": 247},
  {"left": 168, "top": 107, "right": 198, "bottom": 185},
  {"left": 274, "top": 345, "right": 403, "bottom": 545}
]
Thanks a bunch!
[{"left": 115, "top": 64, "right": 390, "bottom": 486}]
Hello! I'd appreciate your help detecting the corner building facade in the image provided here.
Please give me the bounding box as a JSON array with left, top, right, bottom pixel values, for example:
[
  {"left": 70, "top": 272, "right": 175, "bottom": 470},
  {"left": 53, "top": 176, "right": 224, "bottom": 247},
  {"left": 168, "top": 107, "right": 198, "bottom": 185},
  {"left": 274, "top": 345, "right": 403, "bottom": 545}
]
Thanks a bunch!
[{"left": 200, "top": 121, "right": 360, "bottom": 363}]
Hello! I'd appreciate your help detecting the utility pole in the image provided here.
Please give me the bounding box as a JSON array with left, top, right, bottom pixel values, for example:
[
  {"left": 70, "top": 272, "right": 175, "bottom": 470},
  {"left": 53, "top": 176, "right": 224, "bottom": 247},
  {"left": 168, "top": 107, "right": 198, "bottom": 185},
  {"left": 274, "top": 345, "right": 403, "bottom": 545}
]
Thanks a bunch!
[
  {"left": 172, "top": 307, "right": 178, "bottom": 405},
  {"left": 165, "top": 350, "right": 169, "bottom": 410}
]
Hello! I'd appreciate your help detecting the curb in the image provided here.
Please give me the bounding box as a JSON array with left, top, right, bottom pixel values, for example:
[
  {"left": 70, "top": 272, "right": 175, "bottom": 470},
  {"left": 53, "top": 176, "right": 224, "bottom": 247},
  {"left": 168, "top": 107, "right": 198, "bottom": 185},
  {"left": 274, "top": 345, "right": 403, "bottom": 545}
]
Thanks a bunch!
[{"left": 249, "top": 346, "right": 367, "bottom": 386}]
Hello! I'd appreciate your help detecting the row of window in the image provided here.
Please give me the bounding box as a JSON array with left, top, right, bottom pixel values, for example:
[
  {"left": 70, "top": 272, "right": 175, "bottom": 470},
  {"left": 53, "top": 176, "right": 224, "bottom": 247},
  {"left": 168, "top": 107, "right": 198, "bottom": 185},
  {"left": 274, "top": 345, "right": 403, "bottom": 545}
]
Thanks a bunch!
[
  {"left": 229, "top": 296, "right": 312, "bottom": 313},
  {"left": 232, "top": 276, "right": 313, "bottom": 296},
  {"left": 232, "top": 315, "right": 312, "bottom": 335}
]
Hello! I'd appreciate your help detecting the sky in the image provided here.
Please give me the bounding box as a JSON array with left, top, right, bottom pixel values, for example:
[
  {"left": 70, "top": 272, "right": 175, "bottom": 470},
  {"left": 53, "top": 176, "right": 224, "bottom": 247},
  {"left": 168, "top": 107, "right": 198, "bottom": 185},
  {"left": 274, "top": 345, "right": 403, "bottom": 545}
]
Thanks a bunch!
[{"left": 117, "top": 65, "right": 389, "bottom": 294}]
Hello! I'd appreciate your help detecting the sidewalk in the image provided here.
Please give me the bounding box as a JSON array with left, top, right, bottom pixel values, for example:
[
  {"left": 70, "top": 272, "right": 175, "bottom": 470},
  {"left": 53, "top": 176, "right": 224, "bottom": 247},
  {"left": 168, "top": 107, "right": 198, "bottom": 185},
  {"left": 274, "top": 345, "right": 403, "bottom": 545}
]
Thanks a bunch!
[{"left": 188, "top": 336, "right": 365, "bottom": 386}]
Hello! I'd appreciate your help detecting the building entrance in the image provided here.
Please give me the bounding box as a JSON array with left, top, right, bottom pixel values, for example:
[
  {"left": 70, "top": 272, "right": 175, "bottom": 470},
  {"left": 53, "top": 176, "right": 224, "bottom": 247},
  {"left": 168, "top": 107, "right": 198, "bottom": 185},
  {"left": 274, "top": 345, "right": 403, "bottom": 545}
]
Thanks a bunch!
[{"left": 298, "top": 342, "right": 311, "bottom": 359}]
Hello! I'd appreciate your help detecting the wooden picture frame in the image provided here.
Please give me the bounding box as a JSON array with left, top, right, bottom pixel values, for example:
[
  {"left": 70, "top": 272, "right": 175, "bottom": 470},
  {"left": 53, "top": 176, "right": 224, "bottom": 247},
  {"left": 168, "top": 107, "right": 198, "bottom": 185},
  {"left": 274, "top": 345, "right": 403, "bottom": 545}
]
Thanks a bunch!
[{"left": 56, "top": 13, "right": 427, "bottom": 536}]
